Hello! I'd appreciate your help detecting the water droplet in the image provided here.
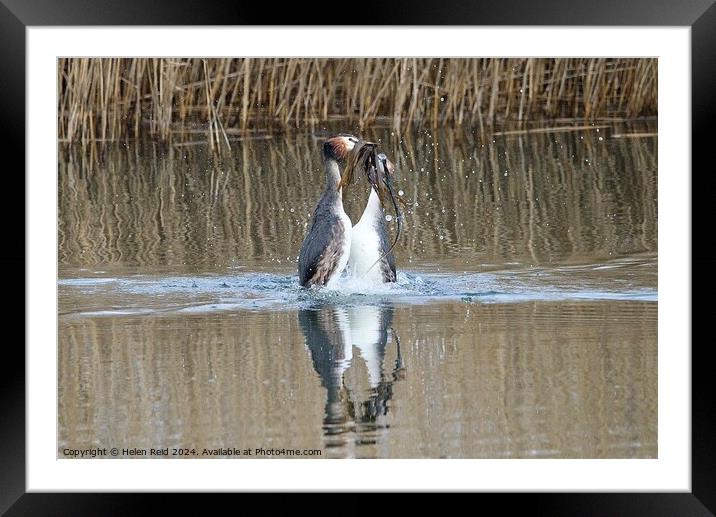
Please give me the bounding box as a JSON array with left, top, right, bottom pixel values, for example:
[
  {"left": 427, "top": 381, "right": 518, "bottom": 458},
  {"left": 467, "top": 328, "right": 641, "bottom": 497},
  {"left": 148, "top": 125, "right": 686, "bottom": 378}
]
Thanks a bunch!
[
  {"left": 398, "top": 190, "right": 404, "bottom": 196},
  {"left": 439, "top": 235, "right": 444, "bottom": 240},
  {"left": 598, "top": 136, "right": 604, "bottom": 141},
  {"left": 289, "top": 208, "right": 295, "bottom": 213},
  {"left": 385, "top": 215, "right": 393, "bottom": 222}
]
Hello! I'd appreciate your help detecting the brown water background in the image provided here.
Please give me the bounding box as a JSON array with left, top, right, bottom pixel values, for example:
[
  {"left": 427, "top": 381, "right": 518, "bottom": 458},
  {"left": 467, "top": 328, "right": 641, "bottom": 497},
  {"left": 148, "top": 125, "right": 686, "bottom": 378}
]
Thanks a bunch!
[{"left": 58, "top": 123, "right": 657, "bottom": 458}]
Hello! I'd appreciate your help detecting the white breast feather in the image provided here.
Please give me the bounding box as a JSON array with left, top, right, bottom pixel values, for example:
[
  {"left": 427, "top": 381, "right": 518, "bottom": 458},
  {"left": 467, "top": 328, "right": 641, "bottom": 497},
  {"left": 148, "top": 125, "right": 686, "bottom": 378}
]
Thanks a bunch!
[{"left": 348, "top": 190, "right": 385, "bottom": 283}]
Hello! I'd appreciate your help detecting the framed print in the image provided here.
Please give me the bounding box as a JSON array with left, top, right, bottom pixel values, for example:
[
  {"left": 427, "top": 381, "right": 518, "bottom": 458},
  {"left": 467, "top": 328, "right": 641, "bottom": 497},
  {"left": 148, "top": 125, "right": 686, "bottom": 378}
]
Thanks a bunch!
[{"left": 5, "top": 0, "right": 712, "bottom": 513}]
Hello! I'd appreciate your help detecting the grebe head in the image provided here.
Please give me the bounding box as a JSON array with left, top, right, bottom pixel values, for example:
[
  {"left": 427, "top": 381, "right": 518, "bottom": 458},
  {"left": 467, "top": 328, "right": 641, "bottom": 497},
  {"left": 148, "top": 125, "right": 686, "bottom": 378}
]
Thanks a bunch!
[
  {"left": 323, "top": 134, "right": 361, "bottom": 163},
  {"left": 377, "top": 153, "right": 395, "bottom": 175},
  {"left": 368, "top": 152, "right": 395, "bottom": 194}
]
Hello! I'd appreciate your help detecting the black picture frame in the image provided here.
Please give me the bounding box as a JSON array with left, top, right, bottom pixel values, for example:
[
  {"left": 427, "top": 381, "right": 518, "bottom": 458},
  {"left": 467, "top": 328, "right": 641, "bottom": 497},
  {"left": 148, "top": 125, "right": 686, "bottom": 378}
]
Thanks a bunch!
[{"left": 4, "top": 0, "right": 711, "bottom": 513}]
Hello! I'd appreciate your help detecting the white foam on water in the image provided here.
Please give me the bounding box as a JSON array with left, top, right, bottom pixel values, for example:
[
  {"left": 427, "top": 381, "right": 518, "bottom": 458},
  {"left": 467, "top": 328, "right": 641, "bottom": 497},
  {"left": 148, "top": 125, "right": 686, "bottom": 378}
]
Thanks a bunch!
[{"left": 58, "top": 260, "right": 658, "bottom": 317}]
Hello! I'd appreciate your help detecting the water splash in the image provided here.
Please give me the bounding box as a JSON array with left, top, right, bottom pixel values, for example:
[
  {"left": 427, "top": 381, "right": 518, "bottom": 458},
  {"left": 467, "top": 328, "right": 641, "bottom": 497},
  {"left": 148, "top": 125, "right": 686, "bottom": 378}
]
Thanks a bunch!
[{"left": 59, "top": 257, "right": 657, "bottom": 318}]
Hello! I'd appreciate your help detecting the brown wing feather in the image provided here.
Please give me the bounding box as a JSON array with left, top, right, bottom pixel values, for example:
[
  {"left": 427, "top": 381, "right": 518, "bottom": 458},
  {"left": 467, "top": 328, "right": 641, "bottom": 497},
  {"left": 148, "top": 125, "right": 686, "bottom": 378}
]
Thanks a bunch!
[{"left": 298, "top": 197, "right": 348, "bottom": 287}]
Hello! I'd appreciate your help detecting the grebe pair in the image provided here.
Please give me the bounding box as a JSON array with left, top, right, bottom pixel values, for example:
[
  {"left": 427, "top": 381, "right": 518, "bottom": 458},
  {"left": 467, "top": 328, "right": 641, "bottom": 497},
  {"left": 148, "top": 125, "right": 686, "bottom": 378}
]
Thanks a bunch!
[{"left": 298, "top": 134, "right": 396, "bottom": 288}]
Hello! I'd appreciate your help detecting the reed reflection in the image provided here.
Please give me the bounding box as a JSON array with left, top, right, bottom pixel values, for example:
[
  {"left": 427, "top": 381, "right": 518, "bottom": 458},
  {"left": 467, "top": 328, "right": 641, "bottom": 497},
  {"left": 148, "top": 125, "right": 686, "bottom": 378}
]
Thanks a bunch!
[
  {"left": 59, "top": 123, "right": 657, "bottom": 272},
  {"left": 299, "top": 304, "right": 404, "bottom": 456}
]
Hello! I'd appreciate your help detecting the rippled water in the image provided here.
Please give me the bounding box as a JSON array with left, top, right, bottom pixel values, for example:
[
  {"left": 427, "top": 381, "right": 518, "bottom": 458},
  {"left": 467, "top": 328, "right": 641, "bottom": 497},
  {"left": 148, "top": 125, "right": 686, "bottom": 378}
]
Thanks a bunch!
[{"left": 58, "top": 123, "right": 657, "bottom": 458}]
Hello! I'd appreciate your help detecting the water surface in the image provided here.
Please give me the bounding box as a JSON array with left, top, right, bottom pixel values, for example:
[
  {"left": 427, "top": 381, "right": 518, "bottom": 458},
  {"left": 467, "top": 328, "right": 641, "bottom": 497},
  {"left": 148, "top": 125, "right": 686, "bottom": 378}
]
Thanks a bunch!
[{"left": 58, "top": 124, "right": 657, "bottom": 458}]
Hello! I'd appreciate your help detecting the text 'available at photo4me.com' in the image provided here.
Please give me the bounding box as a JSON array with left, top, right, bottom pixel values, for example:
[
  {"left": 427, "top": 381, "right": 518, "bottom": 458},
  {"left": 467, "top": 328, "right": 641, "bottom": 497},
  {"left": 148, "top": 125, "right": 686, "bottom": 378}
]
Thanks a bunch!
[{"left": 61, "top": 447, "right": 323, "bottom": 458}]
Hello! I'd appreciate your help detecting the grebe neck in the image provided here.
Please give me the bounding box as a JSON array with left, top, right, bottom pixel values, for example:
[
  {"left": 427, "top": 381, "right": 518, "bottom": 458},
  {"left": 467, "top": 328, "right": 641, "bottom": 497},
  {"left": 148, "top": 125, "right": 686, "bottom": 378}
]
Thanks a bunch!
[
  {"left": 357, "top": 187, "right": 382, "bottom": 225},
  {"left": 323, "top": 158, "right": 342, "bottom": 196}
]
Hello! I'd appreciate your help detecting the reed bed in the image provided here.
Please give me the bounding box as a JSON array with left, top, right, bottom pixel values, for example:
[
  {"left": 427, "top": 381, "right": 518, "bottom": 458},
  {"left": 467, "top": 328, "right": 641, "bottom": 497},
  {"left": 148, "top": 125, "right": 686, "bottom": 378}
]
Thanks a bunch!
[{"left": 58, "top": 58, "right": 657, "bottom": 148}]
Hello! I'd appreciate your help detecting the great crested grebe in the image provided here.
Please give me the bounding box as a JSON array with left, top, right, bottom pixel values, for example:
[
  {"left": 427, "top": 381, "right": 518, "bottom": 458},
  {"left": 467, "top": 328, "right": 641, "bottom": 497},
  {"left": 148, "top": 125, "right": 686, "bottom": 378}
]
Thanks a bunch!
[
  {"left": 298, "top": 134, "right": 360, "bottom": 288},
  {"left": 347, "top": 153, "right": 397, "bottom": 283}
]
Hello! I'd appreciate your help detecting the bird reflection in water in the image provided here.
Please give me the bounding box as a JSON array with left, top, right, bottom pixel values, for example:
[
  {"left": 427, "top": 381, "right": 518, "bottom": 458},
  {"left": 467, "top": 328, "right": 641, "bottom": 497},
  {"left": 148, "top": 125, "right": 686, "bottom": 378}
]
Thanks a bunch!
[{"left": 298, "top": 304, "right": 405, "bottom": 457}]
